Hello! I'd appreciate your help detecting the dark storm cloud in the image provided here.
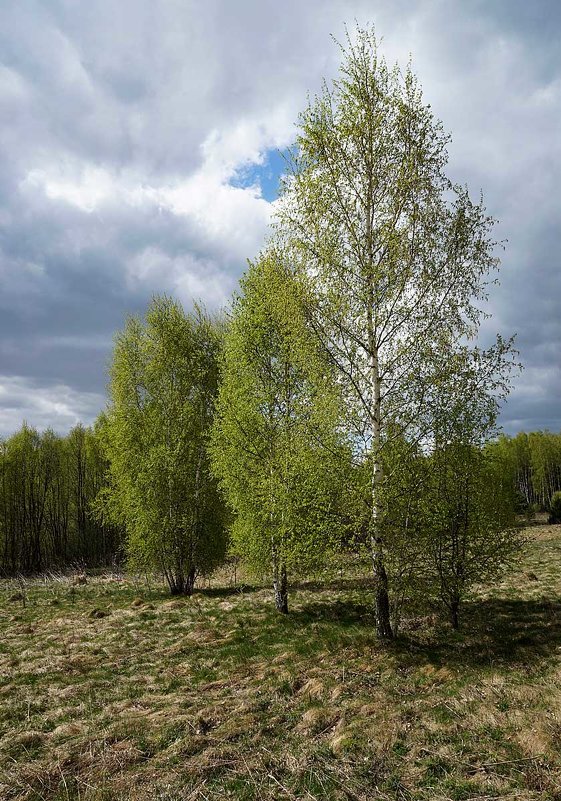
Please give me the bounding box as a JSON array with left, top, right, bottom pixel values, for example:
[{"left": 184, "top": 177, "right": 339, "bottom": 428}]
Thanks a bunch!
[
  {"left": 0, "top": 0, "right": 559, "bottom": 435},
  {"left": 0, "top": 183, "right": 243, "bottom": 392}
]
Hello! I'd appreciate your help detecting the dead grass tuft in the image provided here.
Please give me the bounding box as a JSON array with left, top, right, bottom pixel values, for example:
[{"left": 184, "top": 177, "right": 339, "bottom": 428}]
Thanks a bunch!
[
  {"left": 88, "top": 607, "right": 110, "bottom": 619},
  {"left": 296, "top": 707, "right": 338, "bottom": 735},
  {"left": 10, "top": 730, "right": 47, "bottom": 749},
  {"left": 51, "top": 722, "right": 88, "bottom": 739},
  {"left": 298, "top": 677, "right": 325, "bottom": 699}
]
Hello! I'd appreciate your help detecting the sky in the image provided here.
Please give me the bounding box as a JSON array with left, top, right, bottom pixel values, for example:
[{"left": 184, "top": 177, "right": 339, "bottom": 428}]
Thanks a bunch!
[{"left": 0, "top": 0, "right": 559, "bottom": 437}]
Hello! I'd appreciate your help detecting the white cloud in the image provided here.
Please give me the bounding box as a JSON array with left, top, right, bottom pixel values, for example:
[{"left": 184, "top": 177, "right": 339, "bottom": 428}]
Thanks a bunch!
[
  {"left": 25, "top": 165, "right": 117, "bottom": 213},
  {"left": 0, "top": 377, "right": 105, "bottom": 437},
  {"left": 126, "top": 247, "right": 235, "bottom": 309},
  {"left": 22, "top": 115, "right": 278, "bottom": 271},
  {"left": 0, "top": 64, "right": 29, "bottom": 104}
]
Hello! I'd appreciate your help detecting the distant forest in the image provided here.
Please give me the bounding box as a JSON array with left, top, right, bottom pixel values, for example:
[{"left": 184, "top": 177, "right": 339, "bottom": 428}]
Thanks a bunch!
[
  {"left": 0, "top": 423, "right": 122, "bottom": 575},
  {"left": 0, "top": 422, "right": 559, "bottom": 577},
  {"left": 496, "top": 431, "right": 561, "bottom": 511}
]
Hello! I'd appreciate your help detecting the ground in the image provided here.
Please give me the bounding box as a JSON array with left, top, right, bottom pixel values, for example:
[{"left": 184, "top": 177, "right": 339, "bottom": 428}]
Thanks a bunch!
[{"left": 1, "top": 523, "right": 561, "bottom": 800}]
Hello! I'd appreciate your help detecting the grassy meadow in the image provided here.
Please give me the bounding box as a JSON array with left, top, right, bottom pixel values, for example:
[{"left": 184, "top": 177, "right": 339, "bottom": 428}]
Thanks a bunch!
[{"left": 2, "top": 521, "right": 561, "bottom": 800}]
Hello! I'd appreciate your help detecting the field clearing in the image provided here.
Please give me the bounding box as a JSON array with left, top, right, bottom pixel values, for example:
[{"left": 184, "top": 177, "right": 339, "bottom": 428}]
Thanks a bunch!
[{"left": 2, "top": 525, "right": 561, "bottom": 800}]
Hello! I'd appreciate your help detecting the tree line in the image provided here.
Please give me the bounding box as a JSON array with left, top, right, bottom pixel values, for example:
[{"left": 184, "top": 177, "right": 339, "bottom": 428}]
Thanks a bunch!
[
  {"left": 493, "top": 431, "right": 561, "bottom": 512},
  {"left": 2, "top": 28, "right": 557, "bottom": 638},
  {"left": 0, "top": 423, "right": 122, "bottom": 574}
]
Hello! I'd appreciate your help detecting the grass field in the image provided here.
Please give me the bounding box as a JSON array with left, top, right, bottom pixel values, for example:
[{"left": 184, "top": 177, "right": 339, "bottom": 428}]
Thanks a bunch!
[{"left": 2, "top": 523, "right": 561, "bottom": 800}]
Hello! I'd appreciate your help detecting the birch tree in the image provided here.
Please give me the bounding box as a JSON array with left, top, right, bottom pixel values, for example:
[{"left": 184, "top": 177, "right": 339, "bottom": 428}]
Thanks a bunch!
[
  {"left": 101, "top": 297, "right": 227, "bottom": 595},
  {"left": 426, "top": 441, "right": 517, "bottom": 629},
  {"left": 211, "top": 252, "right": 348, "bottom": 613},
  {"left": 423, "top": 347, "right": 518, "bottom": 628},
  {"left": 276, "top": 27, "right": 515, "bottom": 637}
]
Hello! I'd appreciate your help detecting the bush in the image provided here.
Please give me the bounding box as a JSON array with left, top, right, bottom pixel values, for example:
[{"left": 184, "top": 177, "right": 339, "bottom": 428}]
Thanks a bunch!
[{"left": 548, "top": 492, "right": 561, "bottom": 524}]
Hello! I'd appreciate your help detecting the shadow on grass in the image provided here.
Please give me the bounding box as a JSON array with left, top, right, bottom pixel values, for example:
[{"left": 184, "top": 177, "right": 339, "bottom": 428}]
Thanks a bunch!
[
  {"left": 197, "top": 584, "right": 261, "bottom": 598},
  {"left": 291, "top": 598, "right": 375, "bottom": 627},
  {"left": 293, "top": 576, "right": 375, "bottom": 593},
  {"left": 396, "top": 596, "right": 561, "bottom": 671},
  {"left": 197, "top": 575, "right": 374, "bottom": 599},
  {"left": 199, "top": 572, "right": 561, "bottom": 672},
  {"left": 280, "top": 593, "right": 561, "bottom": 671}
]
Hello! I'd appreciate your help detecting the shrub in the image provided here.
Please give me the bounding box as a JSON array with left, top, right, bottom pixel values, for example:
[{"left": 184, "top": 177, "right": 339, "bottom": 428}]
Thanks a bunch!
[{"left": 548, "top": 492, "right": 561, "bottom": 524}]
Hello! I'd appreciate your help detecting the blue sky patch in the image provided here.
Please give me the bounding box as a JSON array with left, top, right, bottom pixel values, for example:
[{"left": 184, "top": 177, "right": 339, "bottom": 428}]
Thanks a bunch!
[{"left": 230, "top": 147, "right": 292, "bottom": 202}]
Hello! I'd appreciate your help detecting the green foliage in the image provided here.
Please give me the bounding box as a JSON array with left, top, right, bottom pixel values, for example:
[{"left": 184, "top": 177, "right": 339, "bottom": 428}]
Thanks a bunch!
[
  {"left": 211, "top": 252, "right": 349, "bottom": 611},
  {"left": 549, "top": 491, "right": 561, "bottom": 524},
  {"left": 378, "top": 436, "right": 432, "bottom": 633},
  {"left": 100, "top": 296, "right": 227, "bottom": 594},
  {"left": 494, "top": 431, "right": 561, "bottom": 512}
]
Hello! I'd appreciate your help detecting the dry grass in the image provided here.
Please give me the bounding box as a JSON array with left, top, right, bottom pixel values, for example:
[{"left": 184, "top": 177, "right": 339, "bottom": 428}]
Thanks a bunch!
[{"left": 1, "top": 526, "right": 561, "bottom": 799}]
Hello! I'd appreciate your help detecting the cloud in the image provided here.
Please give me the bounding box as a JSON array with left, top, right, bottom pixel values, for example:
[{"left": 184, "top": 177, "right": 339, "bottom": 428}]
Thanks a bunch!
[
  {"left": 0, "top": 376, "right": 105, "bottom": 436},
  {"left": 0, "top": 0, "right": 559, "bottom": 435},
  {"left": 125, "top": 247, "right": 236, "bottom": 309}
]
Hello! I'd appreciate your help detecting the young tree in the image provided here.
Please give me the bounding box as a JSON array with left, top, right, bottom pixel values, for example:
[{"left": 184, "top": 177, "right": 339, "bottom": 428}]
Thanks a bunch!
[
  {"left": 529, "top": 431, "right": 561, "bottom": 510},
  {"left": 86, "top": 421, "right": 123, "bottom": 565},
  {"left": 375, "top": 434, "right": 430, "bottom": 635},
  {"left": 276, "top": 26, "right": 515, "bottom": 637},
  {"left": 493, "top": 433, "right": 533, "bottom": 515},
  {"left": 43, "top": 429, "right": 71, "bottom": 566},
  {"left": 211, "top": 252, "right": 348, "bottom": 613},
  {"left": 1, "top": 425, "right": 54, "bottom": 573},
  {"left": 426, "top": 442, "right": 518, "bottom": 628},
  {"left": 549, "top": 491, "right": 561, "bottom": 524},
  {"left": 100, "top": 297, "right": 227, "bottom": 595}
]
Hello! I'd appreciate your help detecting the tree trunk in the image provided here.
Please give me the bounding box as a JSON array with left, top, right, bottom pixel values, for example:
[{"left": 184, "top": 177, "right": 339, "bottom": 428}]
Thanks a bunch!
[
  {"left": 368, "top": 316, "right": 393, "bottom": 639},
  {"left": 373, "top": 547, "right": 392, "bottom": 638},
  {"left": 184, "top": 566, "right": 196, "bottom": 596},
  {"left": 272, "top": 541, "right": 288, "bottom": 614},
  {"left": 274, "top": 561, "right": 288, "bottom": 614},
  {"left": 167, "top": 562, "right": 184, "bottom": 595},
  {"left": 450, "top": 599, "right": 460, "bottom": 629}
]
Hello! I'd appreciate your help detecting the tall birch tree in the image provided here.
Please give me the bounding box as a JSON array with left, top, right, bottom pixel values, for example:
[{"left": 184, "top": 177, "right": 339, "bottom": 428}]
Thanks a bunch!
[
  {"left": 211, "top": 252, "right": 348, "bottom": 613},
  {"left": 100, "top": 297, "right": 227, "bottom": 595},
  {"left": 276, "top": 27, "right": 515, "bottom": 637}
]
